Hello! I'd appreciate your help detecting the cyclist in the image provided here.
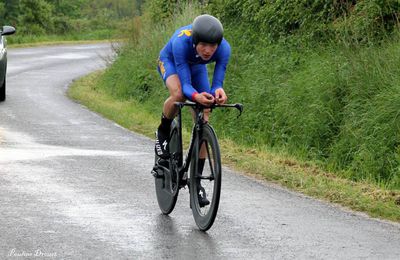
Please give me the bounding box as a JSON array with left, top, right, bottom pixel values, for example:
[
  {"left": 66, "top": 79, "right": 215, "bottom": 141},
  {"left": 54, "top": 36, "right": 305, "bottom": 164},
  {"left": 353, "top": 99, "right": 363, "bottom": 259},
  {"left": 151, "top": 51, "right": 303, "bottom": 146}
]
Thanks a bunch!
[{"left": 155, "top": 14, "right": 231, "bottom": 206}]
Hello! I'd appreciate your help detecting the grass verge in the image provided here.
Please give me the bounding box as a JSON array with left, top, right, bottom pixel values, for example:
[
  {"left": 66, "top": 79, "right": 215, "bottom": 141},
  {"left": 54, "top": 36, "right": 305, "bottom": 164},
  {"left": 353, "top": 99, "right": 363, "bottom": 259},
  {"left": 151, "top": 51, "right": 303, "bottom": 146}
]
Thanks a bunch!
[
  {"left": 8, "top": 39, "right": 119, "bottom": 49},
  {"left": 7, "top": 28, "right": 123, "bottom": 48},
  {"left": 68, "top": 70, "right": 400, "bottom": 223}
]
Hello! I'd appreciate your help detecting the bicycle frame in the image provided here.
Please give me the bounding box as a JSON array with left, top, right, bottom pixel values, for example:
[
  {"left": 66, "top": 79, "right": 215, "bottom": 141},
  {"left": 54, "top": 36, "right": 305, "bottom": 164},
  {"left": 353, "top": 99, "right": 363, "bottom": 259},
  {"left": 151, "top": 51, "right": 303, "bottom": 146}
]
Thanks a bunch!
[
  {"left": 173, "top": 101, "right": 243, "bottom": 185},
  {"left": 174, "top": 102, "right": 202, "bottom": 182},
  {"left": 154, "top": 100, "right": 243, "bottom": 225}
]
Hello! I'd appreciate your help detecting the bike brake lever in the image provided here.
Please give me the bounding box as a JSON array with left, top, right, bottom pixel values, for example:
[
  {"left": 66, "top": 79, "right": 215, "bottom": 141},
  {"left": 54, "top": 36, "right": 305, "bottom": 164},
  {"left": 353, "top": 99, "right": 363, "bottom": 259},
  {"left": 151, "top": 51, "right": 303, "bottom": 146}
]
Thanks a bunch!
[{"left": 235, "top": 103, "right": 244, "bottom": 118}]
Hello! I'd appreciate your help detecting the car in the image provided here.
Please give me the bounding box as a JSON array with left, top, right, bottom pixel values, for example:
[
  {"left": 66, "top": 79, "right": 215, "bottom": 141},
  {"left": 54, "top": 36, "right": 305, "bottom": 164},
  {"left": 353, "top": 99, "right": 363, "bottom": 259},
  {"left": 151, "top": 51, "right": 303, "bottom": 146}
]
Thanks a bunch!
[{"left": 0, "top": 25, "right": 16, "bottom": 102}]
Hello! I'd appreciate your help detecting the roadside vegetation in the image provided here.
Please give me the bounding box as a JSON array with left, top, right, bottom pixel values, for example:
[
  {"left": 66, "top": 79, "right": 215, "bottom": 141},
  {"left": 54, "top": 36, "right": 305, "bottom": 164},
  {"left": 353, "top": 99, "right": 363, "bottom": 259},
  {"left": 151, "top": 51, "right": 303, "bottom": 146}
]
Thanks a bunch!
[
  {"left": 1, "top": 0, "right": 142, "bottom": 45},
  {"left": 69, "top": 1, "right": 400, "bottom": 221}
]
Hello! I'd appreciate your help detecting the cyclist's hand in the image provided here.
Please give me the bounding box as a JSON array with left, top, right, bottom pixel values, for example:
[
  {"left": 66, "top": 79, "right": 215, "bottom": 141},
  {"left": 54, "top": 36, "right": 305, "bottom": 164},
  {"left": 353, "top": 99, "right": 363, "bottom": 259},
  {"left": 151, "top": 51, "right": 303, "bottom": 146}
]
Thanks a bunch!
[
  {"left": 194, "top": 92, "right": 215, "bottom": 106},
  {"left": 215, "top": 88, "right": 227, "bottom": 104}
]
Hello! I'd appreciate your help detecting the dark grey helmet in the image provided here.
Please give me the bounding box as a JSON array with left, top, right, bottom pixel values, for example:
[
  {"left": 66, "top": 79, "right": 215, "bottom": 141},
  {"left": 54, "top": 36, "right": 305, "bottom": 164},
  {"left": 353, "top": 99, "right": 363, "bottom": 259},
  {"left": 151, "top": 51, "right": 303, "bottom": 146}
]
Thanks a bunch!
[{"left": 192, "top": 14, "right": 223, "bottom": 45}]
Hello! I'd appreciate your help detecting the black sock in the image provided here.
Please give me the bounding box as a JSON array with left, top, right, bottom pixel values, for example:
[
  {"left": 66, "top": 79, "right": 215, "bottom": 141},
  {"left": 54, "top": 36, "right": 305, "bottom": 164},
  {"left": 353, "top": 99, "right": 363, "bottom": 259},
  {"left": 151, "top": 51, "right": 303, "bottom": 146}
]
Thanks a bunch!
[
  {"left": 198, "top": 158, "right": 206, "bottom": 175},
  {"left": 159, "top": 114, "right": 173, "bottom": 132},
  {"left": 196, "top": 159, "right": 206, "bottom": 187}
]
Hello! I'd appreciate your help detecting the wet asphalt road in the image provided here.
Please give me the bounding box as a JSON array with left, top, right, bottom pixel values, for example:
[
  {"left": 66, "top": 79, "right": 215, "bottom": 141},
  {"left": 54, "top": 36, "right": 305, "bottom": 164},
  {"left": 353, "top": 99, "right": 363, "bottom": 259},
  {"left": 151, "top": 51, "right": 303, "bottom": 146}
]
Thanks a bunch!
[{"left": 0, "top": 44, "right": 399, "bottom": 259}]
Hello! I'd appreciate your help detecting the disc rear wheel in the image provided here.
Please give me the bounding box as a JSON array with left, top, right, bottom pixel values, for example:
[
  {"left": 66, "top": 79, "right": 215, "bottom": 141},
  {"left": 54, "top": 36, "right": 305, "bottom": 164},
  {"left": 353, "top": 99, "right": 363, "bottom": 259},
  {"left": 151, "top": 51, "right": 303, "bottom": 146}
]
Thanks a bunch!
[{"left": 154, "top": 123, "right": 181, "bottom": 214}]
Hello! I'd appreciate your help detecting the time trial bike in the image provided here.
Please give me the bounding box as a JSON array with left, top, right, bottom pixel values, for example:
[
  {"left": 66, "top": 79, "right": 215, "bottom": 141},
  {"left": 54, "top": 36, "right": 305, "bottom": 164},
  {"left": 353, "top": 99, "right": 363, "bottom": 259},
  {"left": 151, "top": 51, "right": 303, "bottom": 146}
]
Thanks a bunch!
[{"left": 152, "top": 101, "right": 243, "bottom": 231}]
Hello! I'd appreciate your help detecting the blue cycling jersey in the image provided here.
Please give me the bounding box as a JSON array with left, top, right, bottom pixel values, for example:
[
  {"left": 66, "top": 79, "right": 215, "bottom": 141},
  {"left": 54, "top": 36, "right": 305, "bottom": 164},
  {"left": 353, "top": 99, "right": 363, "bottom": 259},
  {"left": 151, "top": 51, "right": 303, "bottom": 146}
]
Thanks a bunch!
[{"left": 159, "top": 24, "right": 231, "bottom": 100}]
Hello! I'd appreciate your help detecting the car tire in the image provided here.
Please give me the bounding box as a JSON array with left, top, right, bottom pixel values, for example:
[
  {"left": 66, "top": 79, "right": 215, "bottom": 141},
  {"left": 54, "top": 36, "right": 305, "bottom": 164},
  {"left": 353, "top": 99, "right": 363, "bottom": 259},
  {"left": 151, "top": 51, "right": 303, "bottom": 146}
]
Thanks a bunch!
[{"left": 0, "top": 79, "right": 5, "bottom": 102}]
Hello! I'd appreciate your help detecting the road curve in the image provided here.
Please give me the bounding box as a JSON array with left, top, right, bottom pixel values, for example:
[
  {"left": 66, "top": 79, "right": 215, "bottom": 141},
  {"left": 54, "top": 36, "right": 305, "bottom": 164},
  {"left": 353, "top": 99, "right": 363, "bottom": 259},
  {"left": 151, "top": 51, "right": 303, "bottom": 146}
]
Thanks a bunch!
[{"left": 0, "top": 44, "right": 399, "bottom": 259}]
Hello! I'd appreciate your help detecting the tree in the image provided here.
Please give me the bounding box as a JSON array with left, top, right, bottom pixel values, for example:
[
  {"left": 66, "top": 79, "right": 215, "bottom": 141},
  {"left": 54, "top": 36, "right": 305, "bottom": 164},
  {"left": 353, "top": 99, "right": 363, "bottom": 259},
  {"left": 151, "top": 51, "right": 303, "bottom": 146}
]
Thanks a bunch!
[
  {"left": 3, "top": 0, "right": 21, "bottom": 25},
  {"left": 0, "top": 3, "right": 5, "bottom": 25},
  {"left": 53, "top": 0, "right": 85, "bottom": 18},
  {"left": 0, "top": 0, "right": 140, "bottom": 36},
  {"left": 18, "top": 0, "right": 54, "bottom": 35}
]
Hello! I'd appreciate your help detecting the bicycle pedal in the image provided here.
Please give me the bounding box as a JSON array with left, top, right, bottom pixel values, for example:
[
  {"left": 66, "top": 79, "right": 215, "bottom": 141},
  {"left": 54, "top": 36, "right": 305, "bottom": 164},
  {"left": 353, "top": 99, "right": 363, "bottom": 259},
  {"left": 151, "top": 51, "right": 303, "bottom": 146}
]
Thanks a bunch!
[
  {"left": 156, "top": 158, "right": 169, "bottom": 169},
  {"left": 151, "top": 167, "right": 164, "bottom": 178},
  {"left": 178, "top": 180, "right": 188, "bottom": 189}
]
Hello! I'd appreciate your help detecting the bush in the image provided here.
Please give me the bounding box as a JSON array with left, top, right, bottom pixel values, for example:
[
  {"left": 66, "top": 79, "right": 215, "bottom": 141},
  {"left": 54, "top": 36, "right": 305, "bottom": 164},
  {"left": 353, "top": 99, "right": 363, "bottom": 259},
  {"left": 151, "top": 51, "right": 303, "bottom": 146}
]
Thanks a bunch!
[
  {"left": 2, "top": 0, "right": 139, "bottom": 38},
  {"left": 208, "top": 0, "right": 400, "bottom": 43},
  {"left": 18, "top": 0, "right": 55, "bottom": 35}
]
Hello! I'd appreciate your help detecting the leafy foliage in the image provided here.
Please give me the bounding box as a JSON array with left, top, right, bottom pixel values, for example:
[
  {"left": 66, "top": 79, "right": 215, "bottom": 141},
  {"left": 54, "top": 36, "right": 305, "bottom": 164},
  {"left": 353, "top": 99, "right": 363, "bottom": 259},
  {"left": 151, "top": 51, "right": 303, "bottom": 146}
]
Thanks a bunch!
[
  {"left": 95, "top": 1, "right": 400, "bottom": 189},
  {"left": 18, "top": 0, "right": 54, "bottom": 35},
  {"left": 208, "top": 0, "right": 400, "bottom": 43},
  {"left": 0, "top": 0, "right": 140, "bottom": 36}
]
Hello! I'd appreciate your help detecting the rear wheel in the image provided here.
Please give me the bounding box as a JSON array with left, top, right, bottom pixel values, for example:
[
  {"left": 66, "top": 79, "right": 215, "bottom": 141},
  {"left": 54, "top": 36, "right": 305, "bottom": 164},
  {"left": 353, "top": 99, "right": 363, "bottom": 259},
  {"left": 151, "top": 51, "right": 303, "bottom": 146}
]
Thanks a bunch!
[
  {"left": 154, "top": 121, "right": 181, "bottom": 214},
  {"left": 0, "top": 79, "right": 5, "bottom": 102},
  {"left": 190, "top": 124, "right": 221, "bottom": 231}
]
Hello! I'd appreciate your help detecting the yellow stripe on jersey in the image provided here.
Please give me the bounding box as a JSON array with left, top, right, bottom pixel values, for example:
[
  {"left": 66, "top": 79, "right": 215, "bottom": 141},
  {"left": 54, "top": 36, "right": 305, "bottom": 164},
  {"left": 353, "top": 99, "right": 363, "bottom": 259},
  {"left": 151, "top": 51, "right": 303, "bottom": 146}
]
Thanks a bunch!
[
  {"left": 158, "top": 59, "right": 166, "bottom": 77},
  {"left": 178, "top": 29, "right": 192, "bottom": 37}
]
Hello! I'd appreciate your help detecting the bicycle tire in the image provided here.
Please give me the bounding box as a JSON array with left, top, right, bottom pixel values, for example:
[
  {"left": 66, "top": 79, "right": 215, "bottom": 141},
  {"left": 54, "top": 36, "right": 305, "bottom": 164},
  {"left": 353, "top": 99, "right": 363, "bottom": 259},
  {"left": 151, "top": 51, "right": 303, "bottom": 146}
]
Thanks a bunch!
[
  {"left": 0, "top": 79, "right": 6, "bottom": 102},
  {"left": 154, "top": 120, "right": 180, "bottom": 214},
  {"left": 190, "top": 124, "right": 221, "bottom": 231}
]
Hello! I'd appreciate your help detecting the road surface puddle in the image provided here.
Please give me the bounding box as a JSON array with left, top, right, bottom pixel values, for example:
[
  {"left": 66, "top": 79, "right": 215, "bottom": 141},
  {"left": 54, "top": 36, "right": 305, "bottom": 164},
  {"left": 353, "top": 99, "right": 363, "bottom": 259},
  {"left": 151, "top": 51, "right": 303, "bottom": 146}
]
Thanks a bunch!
[{"left": 0, "top": 128, "right": 138, "bottom": 162}]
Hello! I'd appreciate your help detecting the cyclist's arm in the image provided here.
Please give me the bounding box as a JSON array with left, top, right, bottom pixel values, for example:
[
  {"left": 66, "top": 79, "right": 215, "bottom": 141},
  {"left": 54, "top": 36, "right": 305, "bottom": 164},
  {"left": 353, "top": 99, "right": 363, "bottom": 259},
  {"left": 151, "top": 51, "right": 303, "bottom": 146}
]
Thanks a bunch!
[
  {"left": 210, "top": 40, "right": 231, "bottom": 95},
  {"left": 172, "top": 40, "right": 199, "bottom": 101}
]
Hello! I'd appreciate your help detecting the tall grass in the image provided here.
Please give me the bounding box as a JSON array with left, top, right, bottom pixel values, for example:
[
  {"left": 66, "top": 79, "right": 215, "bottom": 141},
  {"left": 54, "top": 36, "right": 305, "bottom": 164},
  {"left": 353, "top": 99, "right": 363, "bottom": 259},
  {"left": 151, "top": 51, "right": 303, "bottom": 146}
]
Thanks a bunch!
[
  {"left": 7, "top": 29, "right": 117, "bottom": 45},
  {"left": 216, "top": 36, "right": 400, "bottom": 189},
  {"left": 97, "top": 4, "right": 400, "bottom": 189}
]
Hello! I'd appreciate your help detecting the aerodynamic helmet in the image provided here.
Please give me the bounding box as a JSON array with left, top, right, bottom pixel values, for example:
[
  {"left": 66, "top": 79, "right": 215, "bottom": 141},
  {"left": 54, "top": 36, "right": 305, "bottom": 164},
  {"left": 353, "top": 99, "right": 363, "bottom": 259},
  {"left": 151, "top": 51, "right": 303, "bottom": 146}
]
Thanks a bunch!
[{"left": 192, "top": 14, "right": 223, "bottom": 46}]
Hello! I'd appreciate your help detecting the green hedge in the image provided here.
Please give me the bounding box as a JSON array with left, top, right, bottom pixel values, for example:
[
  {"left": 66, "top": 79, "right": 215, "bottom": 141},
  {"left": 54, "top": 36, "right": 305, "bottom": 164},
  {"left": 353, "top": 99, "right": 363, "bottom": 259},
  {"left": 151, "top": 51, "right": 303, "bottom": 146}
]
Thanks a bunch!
[
  {"left": 208, "top": 0, "right": 400, "bottom": 43},
  {"left": 1, "top": 0, "right": 138, "bottom": 37}
]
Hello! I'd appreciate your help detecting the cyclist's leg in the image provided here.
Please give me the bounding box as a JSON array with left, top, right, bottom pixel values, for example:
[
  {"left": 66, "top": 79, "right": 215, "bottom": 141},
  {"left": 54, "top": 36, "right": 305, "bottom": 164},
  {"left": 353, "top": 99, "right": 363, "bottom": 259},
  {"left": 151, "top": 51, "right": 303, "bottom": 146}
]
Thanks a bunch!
[
  {"left": 164, "top": 75, "right": 185, "bottom": 118},
  {"left": 158, "top": 57, "right": 185, "bottom": 118},
  {"left": 155, "top": 58, "right": 185, "bottom": 158}
]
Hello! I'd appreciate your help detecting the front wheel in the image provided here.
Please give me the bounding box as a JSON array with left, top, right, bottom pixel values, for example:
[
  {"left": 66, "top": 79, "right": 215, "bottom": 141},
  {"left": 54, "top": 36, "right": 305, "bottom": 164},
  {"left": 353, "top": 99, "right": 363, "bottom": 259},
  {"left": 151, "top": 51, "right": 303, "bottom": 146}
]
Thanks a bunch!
[{"left": 190, "top": 124, "right": 221, "bottom": 231}]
